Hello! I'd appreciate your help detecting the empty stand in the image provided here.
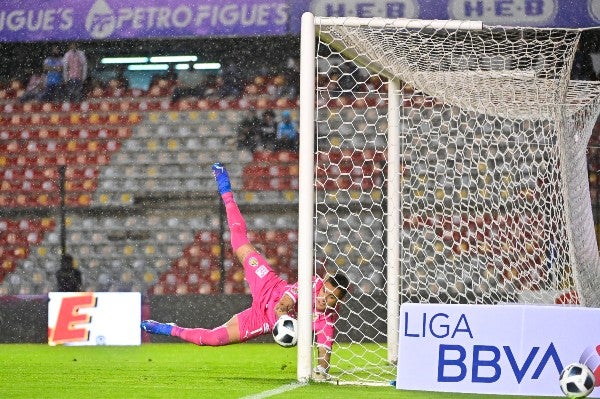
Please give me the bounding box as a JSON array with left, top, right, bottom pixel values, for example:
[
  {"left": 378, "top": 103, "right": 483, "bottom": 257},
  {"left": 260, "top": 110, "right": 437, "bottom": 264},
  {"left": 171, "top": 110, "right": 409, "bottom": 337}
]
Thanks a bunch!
[
  {"left": 0, "top": 218, "right": 56, "bottom": 294},
  {"left": 0, "top": 72, "right": 304, "bottom": 294},
  {"left": 243, "top": 151, "right": 299, "bottom": 191},
  {"left": 93, "top": 109, "right": 251, "bottom": 206},
  {"left": 0, "top": 104, "right": 137, "bottom": 208},
  {"left": 0, "top": 80, "right": 596, "bottom": 297}
]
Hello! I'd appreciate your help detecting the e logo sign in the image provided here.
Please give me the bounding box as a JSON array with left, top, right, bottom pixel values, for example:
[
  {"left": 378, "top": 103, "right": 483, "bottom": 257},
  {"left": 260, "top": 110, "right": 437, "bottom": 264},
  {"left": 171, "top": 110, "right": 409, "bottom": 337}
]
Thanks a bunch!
[
  {"left": 48, "top": 293, "right": 97, "bottom": 345},
  {"left": 48, "top": 292, "right": 141, "bottom": 346}
]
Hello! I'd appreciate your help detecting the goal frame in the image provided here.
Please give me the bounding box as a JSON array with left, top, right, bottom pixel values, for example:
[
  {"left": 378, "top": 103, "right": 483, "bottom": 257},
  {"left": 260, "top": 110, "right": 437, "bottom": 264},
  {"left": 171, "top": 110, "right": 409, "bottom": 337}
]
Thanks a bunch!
[
  {"left": 296, "top": 12, "right": 600, "bottom": 384},
  {"left": 297, "top": 12, "right": 484, "bottom": 383}
]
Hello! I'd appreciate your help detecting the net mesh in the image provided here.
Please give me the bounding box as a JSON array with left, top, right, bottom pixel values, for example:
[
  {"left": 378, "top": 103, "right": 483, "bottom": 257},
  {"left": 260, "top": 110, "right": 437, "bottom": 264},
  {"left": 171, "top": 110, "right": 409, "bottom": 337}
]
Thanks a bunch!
[{"left": 310, "top": 18, "right": 600, "bottom": 384}]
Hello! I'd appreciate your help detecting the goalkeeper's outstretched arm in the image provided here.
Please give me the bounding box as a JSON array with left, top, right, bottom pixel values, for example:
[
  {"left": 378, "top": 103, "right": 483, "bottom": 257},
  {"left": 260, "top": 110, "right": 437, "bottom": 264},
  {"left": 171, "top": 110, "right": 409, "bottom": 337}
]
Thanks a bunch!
[
  {"left": 317, "top": 345, "right": 332, "bottom": 372},
  {"left": 312, "top": 345, "right": 333, "bottom": 381}
]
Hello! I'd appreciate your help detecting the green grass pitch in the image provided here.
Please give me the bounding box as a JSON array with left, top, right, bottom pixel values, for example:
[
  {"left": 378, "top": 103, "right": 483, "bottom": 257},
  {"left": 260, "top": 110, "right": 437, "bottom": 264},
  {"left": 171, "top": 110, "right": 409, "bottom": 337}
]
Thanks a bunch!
[{"left": 0, "top": 343, "right": 566, "bottom": 399}]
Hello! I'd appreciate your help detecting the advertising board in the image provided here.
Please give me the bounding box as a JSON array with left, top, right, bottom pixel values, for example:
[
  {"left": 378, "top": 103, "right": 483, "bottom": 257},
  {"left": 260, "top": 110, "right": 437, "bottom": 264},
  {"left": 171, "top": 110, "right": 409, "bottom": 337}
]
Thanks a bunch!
[
  {"left": 397, "top": 303, "right": 600, "bottom": 397},
  {"left": 48, "top": 292, "right": 141, "bottom": 346}
]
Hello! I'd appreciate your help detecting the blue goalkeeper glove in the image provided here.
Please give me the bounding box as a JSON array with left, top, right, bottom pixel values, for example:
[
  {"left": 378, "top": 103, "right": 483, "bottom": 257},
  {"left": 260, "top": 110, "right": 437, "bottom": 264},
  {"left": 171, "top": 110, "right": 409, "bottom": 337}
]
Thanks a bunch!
[{"left": 212, "top": 162, "right": 231, "bottom": 195}]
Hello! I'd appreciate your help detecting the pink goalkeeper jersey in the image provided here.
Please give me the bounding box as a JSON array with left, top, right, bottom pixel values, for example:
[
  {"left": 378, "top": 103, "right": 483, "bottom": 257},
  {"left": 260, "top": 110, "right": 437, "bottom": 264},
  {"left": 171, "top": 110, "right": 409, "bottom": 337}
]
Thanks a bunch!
[{"left": 268, "top": 277, "right": 338, "bottom": 350}]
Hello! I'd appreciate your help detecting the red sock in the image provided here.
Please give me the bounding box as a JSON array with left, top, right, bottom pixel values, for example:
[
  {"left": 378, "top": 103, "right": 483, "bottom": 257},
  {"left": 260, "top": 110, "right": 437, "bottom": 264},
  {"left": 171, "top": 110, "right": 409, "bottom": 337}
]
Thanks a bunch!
[
  {"left": 171, "top": 325, "right": 230, "bottom": 346},
  {"left": 221, "top": 192, "right": 250, "bottom": 251}
]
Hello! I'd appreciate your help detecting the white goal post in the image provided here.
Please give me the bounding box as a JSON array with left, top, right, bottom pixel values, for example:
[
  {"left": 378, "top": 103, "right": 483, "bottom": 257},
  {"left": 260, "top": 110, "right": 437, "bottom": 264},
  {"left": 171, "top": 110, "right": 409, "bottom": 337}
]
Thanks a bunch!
[{"left": 297, "top": 12, "right": 600, "bottom": 384}]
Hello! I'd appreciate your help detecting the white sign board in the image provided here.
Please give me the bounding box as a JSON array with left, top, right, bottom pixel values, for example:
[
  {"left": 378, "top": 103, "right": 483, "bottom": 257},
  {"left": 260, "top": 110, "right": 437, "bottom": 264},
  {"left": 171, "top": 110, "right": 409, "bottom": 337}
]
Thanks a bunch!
[
  {"left": 397, "top": 303, "right": 600, "bottom": 397},
  {"left": 48, "top": 292, "right": 141, "bottom": 346}
]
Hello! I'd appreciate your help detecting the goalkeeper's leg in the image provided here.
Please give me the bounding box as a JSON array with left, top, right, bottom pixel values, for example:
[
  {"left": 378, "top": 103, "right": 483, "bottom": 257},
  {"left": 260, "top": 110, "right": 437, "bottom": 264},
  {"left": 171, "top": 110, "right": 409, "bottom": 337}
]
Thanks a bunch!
[
  {"left": 141, "top": 308, "right": 270, "bottom": 346},
  {"left": 170, "top": 324, "right": 232, "bottom": 346},
  {"left": 141, "top": 317, "right": 240, "bottom": 346},
  {"left": 171, "top": 308, "right": 268, "bottom": 345}
]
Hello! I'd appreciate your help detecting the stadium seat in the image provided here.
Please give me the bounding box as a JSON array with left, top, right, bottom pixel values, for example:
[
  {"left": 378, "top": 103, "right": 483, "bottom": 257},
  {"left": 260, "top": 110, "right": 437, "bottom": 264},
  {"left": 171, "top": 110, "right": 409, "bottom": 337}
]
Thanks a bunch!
[{"left": 2, "top": 62, "right": 595, "bottom": 301}]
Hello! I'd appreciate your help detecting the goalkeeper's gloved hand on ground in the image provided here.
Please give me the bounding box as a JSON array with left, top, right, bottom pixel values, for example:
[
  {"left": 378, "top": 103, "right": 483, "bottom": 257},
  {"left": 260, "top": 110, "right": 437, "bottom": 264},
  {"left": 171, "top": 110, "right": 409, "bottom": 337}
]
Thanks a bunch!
[{"left": 311, "top": 365, "right": 331, "bottom": 382}]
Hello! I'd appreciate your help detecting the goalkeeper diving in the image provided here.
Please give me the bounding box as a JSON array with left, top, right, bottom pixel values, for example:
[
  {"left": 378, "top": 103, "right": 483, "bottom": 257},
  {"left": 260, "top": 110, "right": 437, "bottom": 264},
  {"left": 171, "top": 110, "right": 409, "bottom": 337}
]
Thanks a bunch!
[{"left": 141, "top": 163, "right": 349, "bottom": 380}]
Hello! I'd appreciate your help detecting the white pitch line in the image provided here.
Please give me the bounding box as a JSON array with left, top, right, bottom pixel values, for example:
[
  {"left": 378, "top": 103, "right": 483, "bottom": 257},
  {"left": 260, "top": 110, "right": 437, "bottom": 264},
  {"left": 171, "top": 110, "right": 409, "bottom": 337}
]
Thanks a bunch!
[{"left": 239, "top": 382, "right": 305, "bottom": 399}]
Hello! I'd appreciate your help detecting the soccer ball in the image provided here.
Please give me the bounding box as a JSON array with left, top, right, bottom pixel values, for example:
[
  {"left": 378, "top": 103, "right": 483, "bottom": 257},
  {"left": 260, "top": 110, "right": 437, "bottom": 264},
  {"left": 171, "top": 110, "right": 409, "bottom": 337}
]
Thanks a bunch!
[
  {"left": 272, "top": 315, "right": 298, "bottom": 347},
  {"left": 559, "top": 363, "right": 595, "bottom": 398}
]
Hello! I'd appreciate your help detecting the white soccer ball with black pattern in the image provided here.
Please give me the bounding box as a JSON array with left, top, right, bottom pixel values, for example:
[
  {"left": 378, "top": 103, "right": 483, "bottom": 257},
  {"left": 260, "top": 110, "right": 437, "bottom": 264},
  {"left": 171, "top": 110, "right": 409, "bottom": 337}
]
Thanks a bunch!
[
  {"left": 272, "top": 315, "right": 298, "bottom": 347},
  {"left": 559, "top": 363, "right": 595, "bottom": 398}
]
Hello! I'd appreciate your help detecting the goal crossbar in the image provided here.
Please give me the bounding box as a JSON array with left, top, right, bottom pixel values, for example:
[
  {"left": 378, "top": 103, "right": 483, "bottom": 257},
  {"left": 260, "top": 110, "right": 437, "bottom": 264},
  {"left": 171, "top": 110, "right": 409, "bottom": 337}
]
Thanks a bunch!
[{"left": 314, "top": 16, "right": 483, "bottom": 31}]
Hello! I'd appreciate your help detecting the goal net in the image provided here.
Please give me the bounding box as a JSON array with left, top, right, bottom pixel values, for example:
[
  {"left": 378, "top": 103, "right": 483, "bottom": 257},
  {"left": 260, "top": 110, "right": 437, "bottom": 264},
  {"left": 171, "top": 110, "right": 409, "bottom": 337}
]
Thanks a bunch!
[{"left": 297, "top": 13, "right": 600, "bottom": 385}]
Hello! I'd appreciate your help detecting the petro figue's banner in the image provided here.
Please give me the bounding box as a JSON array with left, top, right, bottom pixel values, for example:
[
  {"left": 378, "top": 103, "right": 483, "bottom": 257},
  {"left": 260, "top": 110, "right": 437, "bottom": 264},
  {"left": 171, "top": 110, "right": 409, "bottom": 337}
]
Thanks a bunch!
[
  {"left": 2, "top": 0, "right": 600, "bottom": 42},
  {"left": 48, "top": 292, "right": 141, "bottom": 346},
  {"left": 397, "top": 303, "right": 600, "bottom": 397},
  {"left": 0, "top": 0, "right": 306, "bottom": 42}
]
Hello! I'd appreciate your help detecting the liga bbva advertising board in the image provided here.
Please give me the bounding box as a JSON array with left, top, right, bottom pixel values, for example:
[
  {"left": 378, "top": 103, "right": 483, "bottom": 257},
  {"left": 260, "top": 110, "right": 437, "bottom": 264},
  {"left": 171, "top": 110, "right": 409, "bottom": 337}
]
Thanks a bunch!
[
  {"left": 48, "top": 292, "right": 141, "bottom": 346},
  {"left": 397, "top": 303, "right": 600, "bottom": 397}
]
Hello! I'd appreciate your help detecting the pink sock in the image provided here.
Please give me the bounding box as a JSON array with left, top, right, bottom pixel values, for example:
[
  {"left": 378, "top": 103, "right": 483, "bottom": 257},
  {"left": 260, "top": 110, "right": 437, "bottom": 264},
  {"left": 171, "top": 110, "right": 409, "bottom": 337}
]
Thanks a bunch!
[
  {"left": 221, "top": 192, "right": 250, "bottom": 251},
  {"left": 171, "top": 325, "right": 230, "bottom": 346}
]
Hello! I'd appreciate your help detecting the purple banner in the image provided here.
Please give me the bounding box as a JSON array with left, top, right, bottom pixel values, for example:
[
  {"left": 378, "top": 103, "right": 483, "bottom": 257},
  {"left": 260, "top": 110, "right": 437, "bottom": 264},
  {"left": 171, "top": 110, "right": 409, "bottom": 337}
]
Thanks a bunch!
[
  {"left": 0, "top": 0, "right": 306, "bottom": 42},
  {"left": 0, "top": 0, "right": 599, "bottom": 42}
]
